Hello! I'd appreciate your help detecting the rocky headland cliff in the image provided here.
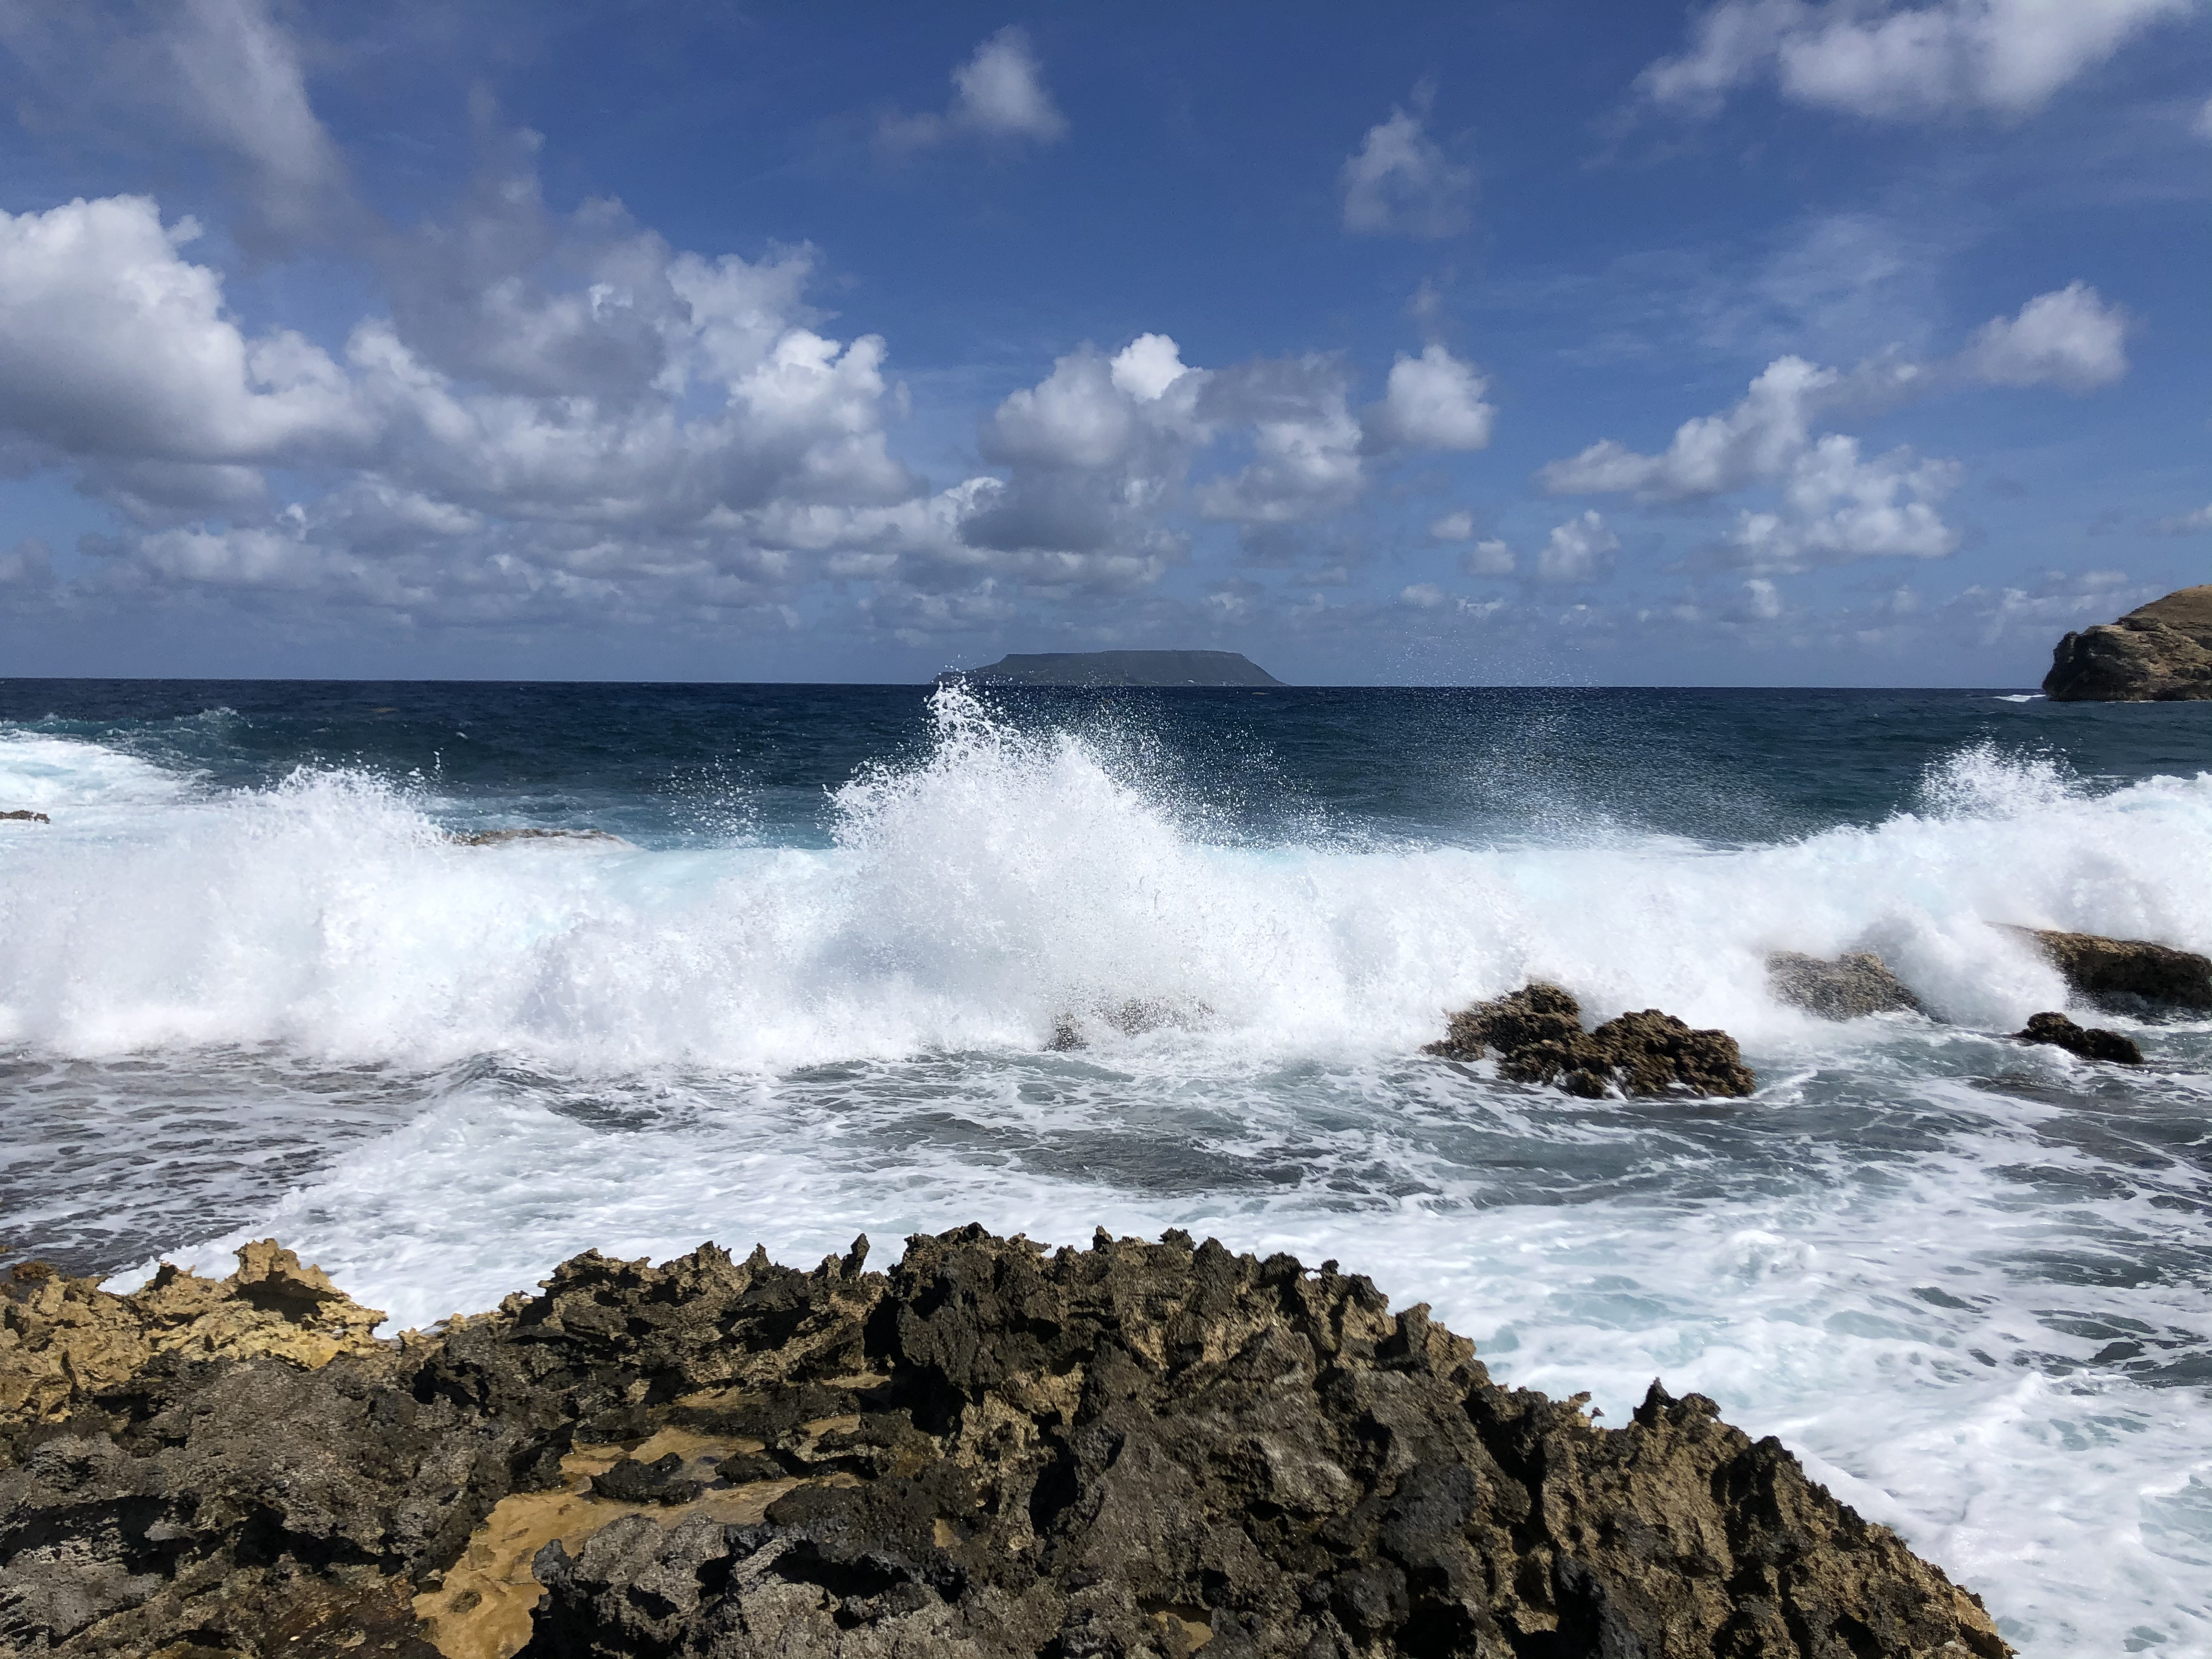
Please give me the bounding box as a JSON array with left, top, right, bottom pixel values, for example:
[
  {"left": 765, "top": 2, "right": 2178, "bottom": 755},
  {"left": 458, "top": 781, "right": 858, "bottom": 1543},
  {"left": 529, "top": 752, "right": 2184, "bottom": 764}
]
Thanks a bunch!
[
  {"left": 2043, "top": 584, "right": 2212, "bottom": 701},
  {"left": 0, "top": 1231, "right": 2008, "bottom": 1658}
]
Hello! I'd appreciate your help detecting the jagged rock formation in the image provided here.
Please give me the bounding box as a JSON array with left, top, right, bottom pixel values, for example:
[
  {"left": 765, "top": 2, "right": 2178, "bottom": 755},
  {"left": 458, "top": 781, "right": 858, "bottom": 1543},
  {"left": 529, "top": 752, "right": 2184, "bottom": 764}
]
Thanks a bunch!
[
  {"left": 2043, "top": 585, "right": 2212, "bottom": 701},
  {"left": 0, "top": 810, "right": 49, "bottom": 823},
  {"left": 1766, "top": 952, "right": 1926, "bottom": 1021},
  {"left": 1426, "top": 983, "right": 1756, "bottom": 1098},
  {"left": 2016, "top": 1011, "right": 2144, "bottom": 1065},
  {"left": 2010, "top": 926, "right": 2212, "bottom": 1013},
  {"left": 1, "top": 1230, "right": 2006, "bottom": 1658}
]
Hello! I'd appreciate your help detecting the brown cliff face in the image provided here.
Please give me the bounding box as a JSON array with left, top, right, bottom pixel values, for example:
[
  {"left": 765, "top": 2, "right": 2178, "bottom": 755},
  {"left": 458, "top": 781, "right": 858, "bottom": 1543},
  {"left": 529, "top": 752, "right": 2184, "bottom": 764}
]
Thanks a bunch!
[
  {"left": 2, "top": 1230, "right": 2007, "bottom": 1658},
  {"left": 2043, "top": 585, "right": 2212, "bottom": 701}
]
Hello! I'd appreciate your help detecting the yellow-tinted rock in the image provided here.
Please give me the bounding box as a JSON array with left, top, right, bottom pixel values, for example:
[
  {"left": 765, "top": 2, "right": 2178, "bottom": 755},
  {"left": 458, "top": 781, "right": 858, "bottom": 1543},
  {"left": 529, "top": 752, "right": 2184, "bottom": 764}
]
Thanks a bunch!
[{"left": 0, "top": 1240, "right": 385, "bottom": 1423}]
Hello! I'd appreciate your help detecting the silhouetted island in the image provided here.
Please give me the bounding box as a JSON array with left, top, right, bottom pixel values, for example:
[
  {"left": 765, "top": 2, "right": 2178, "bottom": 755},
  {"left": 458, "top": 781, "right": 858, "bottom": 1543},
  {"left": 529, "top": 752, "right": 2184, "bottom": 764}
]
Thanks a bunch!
[{"left": 941, "top": 649, "right": 1284, "bottom": 687}]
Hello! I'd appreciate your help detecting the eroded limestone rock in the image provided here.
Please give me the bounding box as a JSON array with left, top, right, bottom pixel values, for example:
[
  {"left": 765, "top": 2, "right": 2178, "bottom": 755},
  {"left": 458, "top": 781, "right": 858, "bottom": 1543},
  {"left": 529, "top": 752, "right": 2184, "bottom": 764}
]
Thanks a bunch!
[
  {"left": 1767, "top": 951, "right": 1926, "bottom": 1020},
  {"left": 0, "top": 1240, "right": 384, "bottom": 1423},
  {"left": 1427, "top": 983, "right": 1756, "bottom": 1098},
  {"left": 2, "top": 1229, "right": 2004, "bottom": 1658},
  {"left": 2043, "top": 585, "right": 2212, "bottom": 701},
  {"left": 2012, "top": 926, "right": 2212, "bottom": 1014}
]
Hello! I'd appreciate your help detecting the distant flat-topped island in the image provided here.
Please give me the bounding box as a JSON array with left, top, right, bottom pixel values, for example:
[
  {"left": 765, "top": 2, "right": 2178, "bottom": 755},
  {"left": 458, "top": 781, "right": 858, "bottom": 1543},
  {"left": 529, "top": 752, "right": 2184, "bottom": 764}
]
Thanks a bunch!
[{"left": 941, "top": 649, "right": 1285, "bottom": 687}]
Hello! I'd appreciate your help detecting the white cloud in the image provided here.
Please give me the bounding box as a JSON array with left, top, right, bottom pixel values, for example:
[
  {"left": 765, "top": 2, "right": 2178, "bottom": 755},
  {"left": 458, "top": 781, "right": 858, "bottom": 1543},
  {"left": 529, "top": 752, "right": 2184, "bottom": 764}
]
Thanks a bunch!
[
  {"left": 2152, "top": 503, "right": 2212, "bottom": 534},
  {"left": 1537, "top": 511, "right": 1621, "bottom": 584},
  {"left": 0, "top": 0, "right": 353, "bottom": 246},
  {"left": 1465, "top": 539, "right": 1515, "bottom": 577},
  {"left": 1539, "top": 280, "right": 2121, "bottom": 517},
  {"left": 0, "top": 195, "right": 369, "bottom": 464},
  {"left": 1424, "top": 510, "right": 1515, "bottom": 573},
  {"left": 1740, "top": 577, "right": 1783, "bottom": 619},
  {"left": 1340, "top": 97, "right": 1472, "bottom": 238},
  {"left": 2197, "top": 93, "right": 2212, "bottom": 137},
  {"left": 1965, "top": 281, "right": 2128, "bottom": 390},
  {"left": 1539, "top": 355, "right": 1837, "bottom": 500},
  {"left": 1367, "top": 345, "right": 1495, "bottom": 451},
  {"left": 163, "top": 0, "right": 349, "bottom": 236},
  {"left": 1725, "top": 436, "right": 1960, "bottom": 570},
  {"left": 1400, "top": 582, "right": 1448, "bottom": 608},
  {"left": 883, "top": 27, "right": 1067, "bottom": 150},
  {"left": 1641, "top": 0, "right": 2194, "bottom": 122},
  {"left": 1196, "top": 356, "right": 1367, "bottom": 523}
]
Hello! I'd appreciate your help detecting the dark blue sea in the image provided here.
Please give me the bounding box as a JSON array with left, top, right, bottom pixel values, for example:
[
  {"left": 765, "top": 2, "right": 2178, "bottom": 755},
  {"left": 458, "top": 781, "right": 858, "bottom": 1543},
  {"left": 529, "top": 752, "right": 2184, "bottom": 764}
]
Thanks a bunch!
[{"left": 3, "top": 679, "right": 2209, "bottom": 1655}]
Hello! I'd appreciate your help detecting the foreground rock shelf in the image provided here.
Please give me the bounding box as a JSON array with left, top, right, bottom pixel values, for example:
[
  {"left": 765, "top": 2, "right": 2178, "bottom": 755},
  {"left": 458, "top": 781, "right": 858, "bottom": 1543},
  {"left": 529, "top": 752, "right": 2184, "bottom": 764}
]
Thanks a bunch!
[{"left": 1, "top": 1232, "right": 2008, "bottom": 1658}]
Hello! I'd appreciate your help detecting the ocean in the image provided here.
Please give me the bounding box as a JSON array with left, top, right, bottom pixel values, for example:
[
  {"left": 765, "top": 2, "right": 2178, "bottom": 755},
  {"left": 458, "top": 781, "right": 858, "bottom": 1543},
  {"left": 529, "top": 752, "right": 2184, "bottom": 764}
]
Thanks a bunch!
[{"left": 1, "top": 677, "right": 2208, "bottom": 1655}]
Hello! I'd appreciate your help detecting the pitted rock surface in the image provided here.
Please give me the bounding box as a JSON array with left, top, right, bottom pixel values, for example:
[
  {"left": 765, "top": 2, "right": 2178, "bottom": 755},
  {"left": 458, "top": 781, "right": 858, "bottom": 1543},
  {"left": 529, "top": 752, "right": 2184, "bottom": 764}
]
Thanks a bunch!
[
  {"left": 2011, "top": 926, "right": 2212, "bottom": 1014},
  {"left": 2043, "top": 584, "right": 2212, "bottom": 701},
  {"left": 1426, "top": 984, "right": 1756, "bottom": 1099},
  {"left": 3, "top": 1229, "right": 2005, "bottom": 1657},
  {"left": 1767, "top": 953, "right": 1926, "bottom": 1021}
]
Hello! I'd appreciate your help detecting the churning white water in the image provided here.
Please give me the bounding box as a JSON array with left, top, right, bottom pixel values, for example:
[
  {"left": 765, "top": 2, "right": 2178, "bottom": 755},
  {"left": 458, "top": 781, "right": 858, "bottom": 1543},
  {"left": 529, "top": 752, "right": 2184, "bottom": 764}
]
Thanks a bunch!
[{"left": 2, "top": 686, "right": 2209, "bottom": 1655}]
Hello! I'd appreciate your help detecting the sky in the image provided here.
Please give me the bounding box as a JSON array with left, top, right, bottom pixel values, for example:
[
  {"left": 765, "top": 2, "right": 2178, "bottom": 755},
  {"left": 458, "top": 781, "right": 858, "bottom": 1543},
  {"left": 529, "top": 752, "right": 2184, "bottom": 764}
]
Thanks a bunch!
[{"left": 0, "top": 1, "right": 2206, "bottom": 685}]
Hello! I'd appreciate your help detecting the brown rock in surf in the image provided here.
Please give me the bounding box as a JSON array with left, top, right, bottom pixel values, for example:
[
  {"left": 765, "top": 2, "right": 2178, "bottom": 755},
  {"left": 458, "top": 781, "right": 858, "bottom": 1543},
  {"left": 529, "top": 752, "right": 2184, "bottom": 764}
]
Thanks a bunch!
[{"left": 1427, "top": 982, "right": 1756, "bottom": 1098}]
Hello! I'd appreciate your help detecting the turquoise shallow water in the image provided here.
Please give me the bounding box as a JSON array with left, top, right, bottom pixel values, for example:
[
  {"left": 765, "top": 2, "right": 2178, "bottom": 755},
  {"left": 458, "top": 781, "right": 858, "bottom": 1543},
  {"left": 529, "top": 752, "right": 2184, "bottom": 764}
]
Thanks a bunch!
[{"left": 2, "top": 679, "right": 2210, "bottom": 1654}]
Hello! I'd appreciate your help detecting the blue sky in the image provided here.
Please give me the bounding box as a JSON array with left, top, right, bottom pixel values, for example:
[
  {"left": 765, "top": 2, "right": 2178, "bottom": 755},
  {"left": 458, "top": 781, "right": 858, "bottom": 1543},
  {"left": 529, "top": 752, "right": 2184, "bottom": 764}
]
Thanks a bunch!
[{"left": 0, "top": 0, "right": 2206, "bottom": 685}]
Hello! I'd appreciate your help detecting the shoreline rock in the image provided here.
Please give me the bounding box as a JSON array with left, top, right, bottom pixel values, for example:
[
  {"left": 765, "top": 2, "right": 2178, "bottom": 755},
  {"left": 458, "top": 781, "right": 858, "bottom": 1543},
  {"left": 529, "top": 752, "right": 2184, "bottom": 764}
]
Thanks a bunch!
[
  {"left": 1, "top": 1229, "right": 2003, "bottom": 1657},
  {"left": 2043, "top": 583, "right": 2212, "bottom": 701},
  {"left": 0, "top": 809, "right": 49, "bottom": 823},
  {"left": 2016, "top": 1011, "right": 2144, "bottom": 1065},
  {"left": 1426, "top": 983, "right": 1756, "bottom": 1098},
  {"left": 453, "top": 827, "right": 628, "bottom": 848},
  {"left": 2008, "top": 926, "right": 2212, "bottom": 1014},
  {"left": 1767, "top": 951, "right": 1926, "bottom": 1020}
]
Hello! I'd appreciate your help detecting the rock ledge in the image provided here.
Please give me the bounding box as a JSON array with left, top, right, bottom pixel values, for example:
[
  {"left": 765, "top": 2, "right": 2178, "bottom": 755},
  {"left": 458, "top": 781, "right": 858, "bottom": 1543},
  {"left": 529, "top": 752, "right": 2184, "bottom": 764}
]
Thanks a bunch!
[{"left": 2, "top": 1229, "right": 2005, "bottom": 1657}]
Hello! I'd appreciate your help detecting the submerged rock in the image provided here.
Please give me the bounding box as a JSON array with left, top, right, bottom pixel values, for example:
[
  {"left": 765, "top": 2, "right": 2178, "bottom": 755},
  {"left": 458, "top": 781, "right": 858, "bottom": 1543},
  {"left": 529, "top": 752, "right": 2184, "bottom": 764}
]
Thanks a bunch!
[
  {"left": 1768, "top": 951, "right": 1926, "bottom": 1020},
  {"left": 2012, "top": 926, "right": 2212, "bottom": 1013},
  {"left": 1427, "top": 982, "right": 1756, "bottom": 1098},
  {"left": 0, "top": 1229, "right": 2005, "bottom": 1657},
  {"left": 2016, "top": 1011, "right": 2144, "bottom": 1065},
  {"left": 0, "top": 809, "right": 48, "bottom": 823},
  {"left": 453, "top": 827, "right": 628, "bottom": 848},
  {"left": 2043, "top": 584, "right": 2212, "bottom": 701}
]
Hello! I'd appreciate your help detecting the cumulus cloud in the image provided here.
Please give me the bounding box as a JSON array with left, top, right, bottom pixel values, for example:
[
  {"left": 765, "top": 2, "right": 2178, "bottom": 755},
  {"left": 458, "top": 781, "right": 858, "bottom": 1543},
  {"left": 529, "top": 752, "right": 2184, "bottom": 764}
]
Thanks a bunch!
[
  {"left": 1641, "top": 0, "right": 2194, "bottom": 122},
  {"left": 1365, "top": 345, "right": 1495, "bottom": 452},
  {"left": 1537, "top": 512, "right": 1621, "bottom": 584},
  {"left": 1538, "top": 355, "right": 1836, "bottom": 500},
  {"left": 1537, "top": 281, "right": 2124, "bottom": 579},
  {"left": 2151, "top": 503, "right": 2212, "bottom": 534},
  {"left": 1964, "top": 281, "right": 2128, "bottom": 390},
  {"left": 1197, "top": 357, "right": 1367, "bottom": 523},
  {"left": 883, "top": 27, "right": 1067, "bottom": 151},
  {"left": 1340, "top": 93, "right": 1472, "bottom": 238},
  {"left": 0, "top": 0, "right": 355, "bottom": 244},
  {"left": 1723, "top": 437, "right": 1960, "bottom": 571},
  {"left": 0, "top": 195, "right": 369, "bottom": 465}
]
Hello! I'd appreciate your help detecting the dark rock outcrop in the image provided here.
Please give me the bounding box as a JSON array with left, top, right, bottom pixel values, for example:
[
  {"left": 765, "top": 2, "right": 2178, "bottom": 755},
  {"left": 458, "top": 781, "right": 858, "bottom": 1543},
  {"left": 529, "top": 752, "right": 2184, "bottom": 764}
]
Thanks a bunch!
[
  {"left": 2010, "top": 926, "right": 2212, "bottom": 1013},
  {"left": 2043, "top": 584, "right": 2212, "bottom": 701},
  {"left": 0, "top": 809, "right": 49, "bottom": 823},
  {"left": 1427, "top": 983, "right": 1757, "bottom": 1098},
  {"left": 2, "top": 1229, "right": 2006, "bottom": 1657},
  {"left": 2016, "top": 1011, "right": 2144, "bottom": 1065},
  {"left": 1767, "top": 951, "right": 1926, "bottom": 1020}
]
